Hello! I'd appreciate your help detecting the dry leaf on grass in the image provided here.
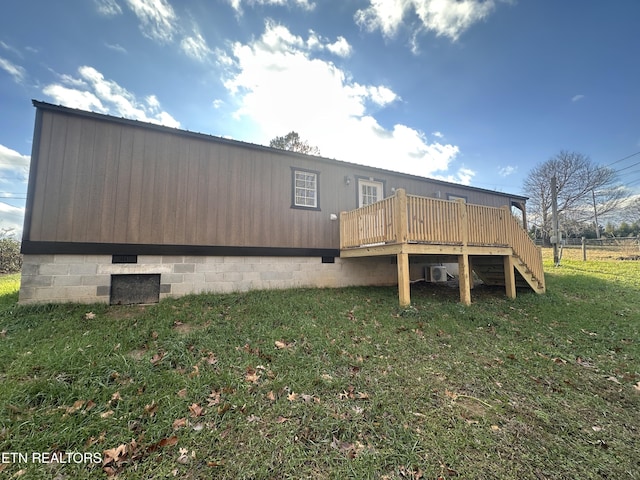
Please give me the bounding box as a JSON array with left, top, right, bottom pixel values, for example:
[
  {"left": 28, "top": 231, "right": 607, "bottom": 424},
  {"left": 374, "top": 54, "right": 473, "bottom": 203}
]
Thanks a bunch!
[
  {"left": 173, "top": 417, "right": 188, "bottom": 430},
  {"left": 150, "top": 351, "right": 166, "bottom": 365},
  {"left": 144, "top": 401, "right": 158, "bottom": 417},
  {"left": 189, "top": 403, "right": 204, "bottom": 417}
]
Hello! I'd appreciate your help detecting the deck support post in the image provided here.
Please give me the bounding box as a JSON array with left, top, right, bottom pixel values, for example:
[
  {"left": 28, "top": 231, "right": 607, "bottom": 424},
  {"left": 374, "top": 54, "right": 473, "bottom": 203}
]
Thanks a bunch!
[
  {"left": 397, "top": 252, "right": 411, "bottom": 306},
  {"left": 456, "top": 198, "right": 471, "bottom": 305},
  {"left": 458, "top": 253, "right": 472, "bottom": 305},
  {"left": 504, "top": 255, "right": 516, "bottom": 299}
]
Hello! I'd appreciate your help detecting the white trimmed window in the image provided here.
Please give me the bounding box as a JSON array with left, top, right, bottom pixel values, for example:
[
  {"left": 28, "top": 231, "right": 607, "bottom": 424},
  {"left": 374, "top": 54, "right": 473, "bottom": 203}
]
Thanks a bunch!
[
  {"left": 358, "top": 179, "right": 384, "bottom": 207},
  {"left": 292, "top": 168, "right": 320, "bottom": 210}
]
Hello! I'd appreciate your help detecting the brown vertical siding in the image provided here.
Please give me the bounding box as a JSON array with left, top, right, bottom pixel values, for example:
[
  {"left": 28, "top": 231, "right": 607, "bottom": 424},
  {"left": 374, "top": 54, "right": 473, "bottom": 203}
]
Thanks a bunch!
[{"left": 25, "top": 104, "right": 525, "bottom": 253}]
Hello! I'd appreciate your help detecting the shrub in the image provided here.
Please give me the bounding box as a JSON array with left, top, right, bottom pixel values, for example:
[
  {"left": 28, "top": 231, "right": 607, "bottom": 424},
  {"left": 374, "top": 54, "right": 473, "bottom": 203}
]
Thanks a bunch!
[{"left": 0, "top": 230, "right": 22, "bottom": 274}]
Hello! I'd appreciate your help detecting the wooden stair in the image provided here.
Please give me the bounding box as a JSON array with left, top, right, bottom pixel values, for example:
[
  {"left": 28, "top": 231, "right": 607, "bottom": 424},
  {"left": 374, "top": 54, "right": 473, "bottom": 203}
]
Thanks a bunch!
[{"left": 472, "top": 254, "right": 545, "bottom": 294}]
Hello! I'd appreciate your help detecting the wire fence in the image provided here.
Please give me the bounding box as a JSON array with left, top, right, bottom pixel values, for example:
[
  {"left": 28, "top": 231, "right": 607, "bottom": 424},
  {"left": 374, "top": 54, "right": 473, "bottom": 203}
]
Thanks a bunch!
[{"left": 563, "top": 237, "right": 640, "bottom": 260}]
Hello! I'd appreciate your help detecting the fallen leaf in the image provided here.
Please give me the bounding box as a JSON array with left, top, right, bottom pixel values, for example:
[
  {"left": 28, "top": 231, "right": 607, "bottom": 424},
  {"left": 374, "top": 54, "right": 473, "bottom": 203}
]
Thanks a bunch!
[
  {"left": 189, "top": 365, "right": 200, "bottom": 378},
  {"left": 266, "top": 391, "right": 276, "bottom": 402},
  {"left": 205, "top": 352, "right": 218, "bottom": 365},
  {"left": 208, "top": 390, "right": 221, "bottom": 406},
  {"left": 100, "top": 410, "right": 114, "bottom": 419},
  {"left": 192, "top": 423, "right": 204, "bottom": 432},
  {"left": 177, "top": 388, "right": 188, "bottom": 398},
  {"left": 173, "top": 418, "right": 188, "bottom": 430},
  {"left": 607, "top": 376, "right": 621, "bottom": 384},
  {"left": 287, "top": 392, "right": 299, "bottom": 402},
  {"left": 150, "top": 351, "right": 166, "bottom": 365},
  {"left": 276, "top": 416, "right": 289, "bottom": 423},
  {"left": 102, "top": 443, "right": 127, "bottom": 466},
  {"left": 66, "top": 399, "right": 85, "bottom": 414},
  {"left": 245, "top": 366, "right": 260, "bottom": 383},
  {"left": 576, "top": 357, "right": 595, "bottom": 368},
  {"left": 144, "top": 401, "right": 158, "bottom": 417},
  {"left": 634, "top": 382, "right": 640, "bottom": 392},
  {"left": 444, "top": 389, "right": 459, "bottom": 401},
  {"left": 85, "top": 312, "right": 96, "bottom": 320},
  {"left": 189, "top": 403, "right": 204, "bottom": 418},
  {"left": 157, "top": 436, "right": 178, "bottom": 448},
  {"left": 177, "top": 448, "right": 190, "bottom": 464},
  {"left": 330, "top": 436, "right": 359, "bottom": 458},
  {"left": 491, "top": 425, "right": 501, "bottom": 431},
  {"left": 592, "top": 426, "right": 602, "bottom": 432},
  {"left": 275, "top": 340, "right": 293, "bottom": 350},
  {"left": 109, "top": 392, "right": 122, "bottom": 405}
]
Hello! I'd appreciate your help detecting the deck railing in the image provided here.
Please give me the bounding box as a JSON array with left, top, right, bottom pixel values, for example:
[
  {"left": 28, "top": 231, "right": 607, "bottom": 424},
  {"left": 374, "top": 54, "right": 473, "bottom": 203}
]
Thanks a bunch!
[{"left": 340, "top": 189, "right": 544, "bottom": 286}]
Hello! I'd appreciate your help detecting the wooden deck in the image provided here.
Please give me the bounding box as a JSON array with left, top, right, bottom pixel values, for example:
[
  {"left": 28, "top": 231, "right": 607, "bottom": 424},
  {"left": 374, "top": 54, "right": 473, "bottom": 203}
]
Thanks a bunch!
[{"left": 340, "top": 189, "right": 545, "bottom": 305}]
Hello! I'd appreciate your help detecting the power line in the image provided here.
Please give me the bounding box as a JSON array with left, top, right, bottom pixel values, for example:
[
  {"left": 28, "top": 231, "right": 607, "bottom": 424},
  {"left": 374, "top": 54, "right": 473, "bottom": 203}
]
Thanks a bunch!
[{"left": 604, "top": 150, "right": 640, "bottom": 168}]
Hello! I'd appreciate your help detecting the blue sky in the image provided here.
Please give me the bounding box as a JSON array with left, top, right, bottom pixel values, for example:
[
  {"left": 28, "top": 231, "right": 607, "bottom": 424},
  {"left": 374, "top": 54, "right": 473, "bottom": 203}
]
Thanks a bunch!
[{"left": 1, "top": 0, "right": 639, "bottom": 235}]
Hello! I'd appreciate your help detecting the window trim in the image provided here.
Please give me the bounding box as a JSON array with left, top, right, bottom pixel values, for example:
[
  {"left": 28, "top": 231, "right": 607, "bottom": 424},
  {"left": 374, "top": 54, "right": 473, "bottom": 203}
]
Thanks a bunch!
[
  {"left": 291, "top": 167, "right": 321, "bottom": 211},
  {"left": 355, "top": 177, "right": 385, "bottom": 207}
]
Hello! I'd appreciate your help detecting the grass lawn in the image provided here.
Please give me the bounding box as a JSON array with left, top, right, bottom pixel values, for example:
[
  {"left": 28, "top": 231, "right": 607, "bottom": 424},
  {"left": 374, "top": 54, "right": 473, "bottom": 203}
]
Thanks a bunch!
[{"left": 0, "top": 253, "right": 638, "bottom": 479}]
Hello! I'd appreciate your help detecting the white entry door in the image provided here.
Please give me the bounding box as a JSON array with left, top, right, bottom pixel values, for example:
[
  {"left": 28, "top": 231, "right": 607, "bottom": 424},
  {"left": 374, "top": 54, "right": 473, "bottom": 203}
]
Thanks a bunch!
[{"left": 358, "top": 179, "right": 384, "bottom": 207}]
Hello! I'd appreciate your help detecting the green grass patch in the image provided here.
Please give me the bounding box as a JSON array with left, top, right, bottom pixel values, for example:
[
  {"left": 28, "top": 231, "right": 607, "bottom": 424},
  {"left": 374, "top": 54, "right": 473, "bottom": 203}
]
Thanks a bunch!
[{"left": 0, "top": 261, "right": 639, "bottom": 479}]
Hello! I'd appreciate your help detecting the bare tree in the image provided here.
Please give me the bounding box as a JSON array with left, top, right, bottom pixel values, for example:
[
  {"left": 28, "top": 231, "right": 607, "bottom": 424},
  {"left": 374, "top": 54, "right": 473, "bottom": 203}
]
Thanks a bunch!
[
  {"left": 269, "top": 131, "right": 320, "bottom": 156},
  {"left": 523, "top": 151, "right": 627, "bottom": 241}
]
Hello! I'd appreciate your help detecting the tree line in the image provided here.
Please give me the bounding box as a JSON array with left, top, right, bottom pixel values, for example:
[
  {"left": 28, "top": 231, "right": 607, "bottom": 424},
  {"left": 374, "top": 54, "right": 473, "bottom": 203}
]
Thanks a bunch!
[{"left": 523, "top": 150, "right": 633, "bottom": 242}]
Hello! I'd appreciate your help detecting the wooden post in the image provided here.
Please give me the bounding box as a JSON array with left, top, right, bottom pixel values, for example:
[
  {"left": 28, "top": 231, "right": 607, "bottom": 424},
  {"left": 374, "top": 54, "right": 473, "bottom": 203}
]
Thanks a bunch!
[
  {"left": 395, "top": 188, "right": 408, "bottom": 243},
  {"left": 582, "top": 236, "right": 587, "bottom": 261},
  {"left": 458, "top": 254, "right": 472, "bottom": 306},
  {"left": 503, "top": 255, "right": 516, "bottom": 299},
  {"left": 397, "top": 252, "right": 411, "bottom": 306},
  {"left": 456, "top": 198, "right": 471, "bottom": 305}
]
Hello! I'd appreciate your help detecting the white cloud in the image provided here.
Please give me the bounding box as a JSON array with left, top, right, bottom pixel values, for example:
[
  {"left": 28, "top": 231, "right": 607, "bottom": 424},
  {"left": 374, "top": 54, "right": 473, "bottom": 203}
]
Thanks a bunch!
[
  {"left": 181, "top": 31, "right": 213, "bottom": 62},
  {"left": 43, "top": 66, "right": 180, "bottom": 128},
  {"left": 105, "top": 42, "right": 128, "bottom": 54},
  {"left": 326, "top": 36, "right": 352, "bottom": 57},
  {"left": 124, "top": 0, "right": 177, "bottom": 43},
  {"left": 434, "top": 167, "right": 475, "bottom": 185},
  {"left": 0, "top": 202, "right": 25, "bottom": 238},
  {"left": 94, "top": 0, "right": 123, "bottom": 16},
  {"left": 0, "top": 144, "right": 30, "bottom": 172},
  {"left": 228, "top": 0, "right": 316, "bottom": 14},
  {"left": 355, "top": 0, "right": 500, "bottom": 42},
  {"left": 571, "top": 94, "right": 585, "bottom": 102},
  {"left": 432, "top": 131, "right": 444, "bottom": 138},
  {"left": 498, "top": 165, "right": 517, "bottom": 177},
  {"left": 0, "top": 57, "right": 26, "bottom": 83},
  {"left": 0, "top": 144, "right": 30, "bottom": 237},
  {"left": 219, "top": 21, "right": 459, "bottom": 178}
]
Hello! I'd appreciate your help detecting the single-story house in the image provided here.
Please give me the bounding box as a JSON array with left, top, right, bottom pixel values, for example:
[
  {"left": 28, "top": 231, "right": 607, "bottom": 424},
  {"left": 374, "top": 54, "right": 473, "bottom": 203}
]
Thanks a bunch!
[{"left": 19, "top": 100, "right": 544, "bottom": 305}]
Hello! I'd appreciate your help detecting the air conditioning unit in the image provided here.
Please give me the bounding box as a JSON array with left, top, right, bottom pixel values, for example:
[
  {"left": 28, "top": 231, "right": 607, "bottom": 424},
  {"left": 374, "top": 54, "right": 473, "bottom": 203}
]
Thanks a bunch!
[{"left": 426, "top": 266, "right": 447, "bottom": 283}]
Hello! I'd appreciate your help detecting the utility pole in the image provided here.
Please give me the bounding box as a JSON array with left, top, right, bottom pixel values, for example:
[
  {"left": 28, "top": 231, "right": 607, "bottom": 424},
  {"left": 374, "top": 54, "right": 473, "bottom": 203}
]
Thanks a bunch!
[
  {"left": 551, "top": 175, "right": 560, "bottom": 266},
  {"left": 591, "top": 189, "right": 600, "bottom": 239}
]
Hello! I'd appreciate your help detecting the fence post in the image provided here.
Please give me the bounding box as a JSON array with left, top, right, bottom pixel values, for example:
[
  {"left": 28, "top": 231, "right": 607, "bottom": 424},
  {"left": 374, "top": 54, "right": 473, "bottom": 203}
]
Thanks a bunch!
[{"left": 581, "top": 236, "right": 586, "bottom": 261}]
